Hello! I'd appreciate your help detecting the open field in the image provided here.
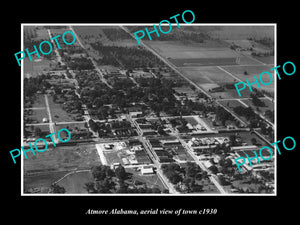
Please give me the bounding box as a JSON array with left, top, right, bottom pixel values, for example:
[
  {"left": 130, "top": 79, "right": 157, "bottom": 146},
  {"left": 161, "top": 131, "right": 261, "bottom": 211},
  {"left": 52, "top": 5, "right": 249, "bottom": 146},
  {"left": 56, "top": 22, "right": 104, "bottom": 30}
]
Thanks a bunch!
[
  {"left": 179, "top": 66, "right": 236, "bottom": 84},
  {"left": 103, "top": 151, "right": 124, "bottom": 165},
  {"left": 56, "top": 171, "right": 93, "bottom": 193},
  {"left": 24, "top": 143, "right": 100, "bottom": 174},
  {"left": 252, "top": 56, "right": 274, "bottom": 64},
  {"left": 24, "top": 57, "right": 54, "bottom": 77},
  {"left": 170, "top": 57, "right": 237, "bottom": 67},
  {"left": 48, "top": 95, "right": 77, "bottom": 122},
  {"left": 35, "top": 28, "right": 51, "bottom": 40},
  {"left": 24, "top": 171, "right": 69, "bottom": 191},
  {"left": 206, "top": 26, "right": 274, "bottom": 40},
  {"left": 147, "top": 41, "right": 233, "bottom": 58}
]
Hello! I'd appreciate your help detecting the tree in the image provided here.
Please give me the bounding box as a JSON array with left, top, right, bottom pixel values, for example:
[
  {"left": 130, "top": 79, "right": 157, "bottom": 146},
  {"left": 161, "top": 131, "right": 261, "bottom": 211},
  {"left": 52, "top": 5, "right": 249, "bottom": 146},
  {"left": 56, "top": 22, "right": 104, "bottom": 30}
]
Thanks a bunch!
[
  {"left": 209, "top": 165, "right": 218, "bottom": 174},
  {"left": 34, "top": 127, "right": 42, "bottom": 137},
  {"left": 88, "top": 119, "right": 99, "bottom": 132},
  {"left": 85, "top": 182, "right": 97, "bottom": 193},
  {"left": 116, "top": 180, "right": 128, "bottom": 193},
  {"left": 229, "top": 135, "right": 236, "bottom": 146},
  {"left": 51, "top": 184, "right": 66, "bottom": 193},
  {"left": 190, "top": 184, "right": 203, "bottom": 193},
  {"left": 251, "top": 138, "right": 257, "bottom": 145},
  {"left": 91, "top": 165, "right": 114, "bottom": 181},
  {"left": 95, "top": 179, "right": 112, "bottom": 193},
  {"left": 115, "top": 165, "right": 127, "bottom": 181}
]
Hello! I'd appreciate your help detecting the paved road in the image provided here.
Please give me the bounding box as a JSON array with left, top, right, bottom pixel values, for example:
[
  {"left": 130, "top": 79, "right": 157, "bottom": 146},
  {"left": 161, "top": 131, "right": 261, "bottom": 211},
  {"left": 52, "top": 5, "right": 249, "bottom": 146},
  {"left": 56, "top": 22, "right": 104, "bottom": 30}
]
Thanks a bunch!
[
  {"left": 168, "top": 123, "right": 227, "bottom": 194},
  {"left": 44, "top": 94, "right": 58, "bottom": 143},
  {"left": 181, "top": 140, "right": 227, "bottom": 194},
  {"left": 126, "top": 114, "right": 179, "bottom": 194}
]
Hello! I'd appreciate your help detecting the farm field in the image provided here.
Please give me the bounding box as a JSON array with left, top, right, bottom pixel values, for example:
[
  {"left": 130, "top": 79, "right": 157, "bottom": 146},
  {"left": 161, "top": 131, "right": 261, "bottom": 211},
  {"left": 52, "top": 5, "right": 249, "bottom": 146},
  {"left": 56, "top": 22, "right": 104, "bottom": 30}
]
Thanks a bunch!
[
  {"left": 178, "top": 66, "right": 254, "bottom": 99},
  {"left": 147, "top": 41, "right": 237, "bottom": 59},
  {"left": 169, "top": 57, "right": 237, "bottom": 67},
  {"left": 219, "top": 65, "right": 275, "bottom": 93},
  {"left": 73, "top": 26, "right": 137, "bottom": 47},
  {"left": 206, "top": 26, "right": 274, "bottom": 40},
  {"left": 252, "top": 56, "right": 274, "bottom": 64}
]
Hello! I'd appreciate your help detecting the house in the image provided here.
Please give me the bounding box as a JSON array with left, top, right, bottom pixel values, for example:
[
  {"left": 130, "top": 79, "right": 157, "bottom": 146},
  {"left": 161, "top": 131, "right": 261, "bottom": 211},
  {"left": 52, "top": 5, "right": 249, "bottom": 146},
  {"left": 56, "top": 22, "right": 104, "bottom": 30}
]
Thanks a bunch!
[
  {"left": 203, "top": 160, "right": 213, "bottom": 169},
  {"left": 129, "top": 111, "right": 143, "bottom": 118}
]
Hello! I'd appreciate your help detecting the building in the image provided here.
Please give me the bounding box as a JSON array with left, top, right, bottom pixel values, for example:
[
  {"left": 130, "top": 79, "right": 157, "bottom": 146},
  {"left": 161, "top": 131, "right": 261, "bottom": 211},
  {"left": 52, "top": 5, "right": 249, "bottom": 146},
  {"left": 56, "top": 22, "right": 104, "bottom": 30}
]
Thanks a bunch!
[{"left": 141, "top": 166, "right": 154, "bottom": 175}]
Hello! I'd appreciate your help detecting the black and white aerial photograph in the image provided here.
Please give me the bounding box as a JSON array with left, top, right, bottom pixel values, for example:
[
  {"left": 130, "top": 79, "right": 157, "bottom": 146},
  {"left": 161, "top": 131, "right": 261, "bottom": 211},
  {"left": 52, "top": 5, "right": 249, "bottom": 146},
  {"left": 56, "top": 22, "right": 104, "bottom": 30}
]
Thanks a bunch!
[
  {"left": 4, "top": 4, "right": 298, "bottom": 221},
  {"left": 22, "top": 24, "right": 275, "bottom": 195}
]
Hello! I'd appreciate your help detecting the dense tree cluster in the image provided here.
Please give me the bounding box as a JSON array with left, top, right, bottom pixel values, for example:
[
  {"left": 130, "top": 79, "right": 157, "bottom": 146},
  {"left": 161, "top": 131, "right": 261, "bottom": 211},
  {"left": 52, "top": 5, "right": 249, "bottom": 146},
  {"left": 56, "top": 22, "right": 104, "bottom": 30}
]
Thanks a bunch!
[
  {"left": 233, "top": 106, "right": 260, "bottom": 127},
  {"left": 85, "top": 165, "right": 162, "bottom": 193},
  {"left": 250, "top": 93, "right": 265, "bottom": 107},
  {"left": 50, "top": 184, "right": 66, "bottom": 193},
  {"left": 161, "top": 162, "right": 207, "bottom": 193},
  {"left": 215, "top": 106, "right": 235, "bottom": 126},
  {"left": 24, "top": 75, "right": 51, "bottom": 97},
  {"left": 90, "top": 43, "right": 165, "bottom": 69},
  {"left": 127, "top": 26, "right": 209, "bottom": 43},
  {"left": 64, "top": 57, "right": 94, "bottom": 70},
  {"left": 264, "top": 110, "right": 274, "bottom": 123},
  {"left": 102, "top": 28, "right": 132, "bottom": 41}
]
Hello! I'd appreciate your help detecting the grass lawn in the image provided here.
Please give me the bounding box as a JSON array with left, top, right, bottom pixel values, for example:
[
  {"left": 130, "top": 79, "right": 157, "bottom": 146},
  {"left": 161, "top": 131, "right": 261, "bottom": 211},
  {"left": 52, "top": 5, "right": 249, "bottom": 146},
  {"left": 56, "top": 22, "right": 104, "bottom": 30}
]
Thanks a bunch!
[
  {"left": 24, "top": 57, "right": 54, "bottom": 77},
  {"left": 24, "top": 171, "right": 69, "bottom": 191},
  {"left": 103, "top": 151, "right": 124, "bottom": 165},
  {"left": 25, "top": 109, "right": 49, "bottom": 124},
  {"left": 56, "top": 171, "right": 93, "bottom": 193}
]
